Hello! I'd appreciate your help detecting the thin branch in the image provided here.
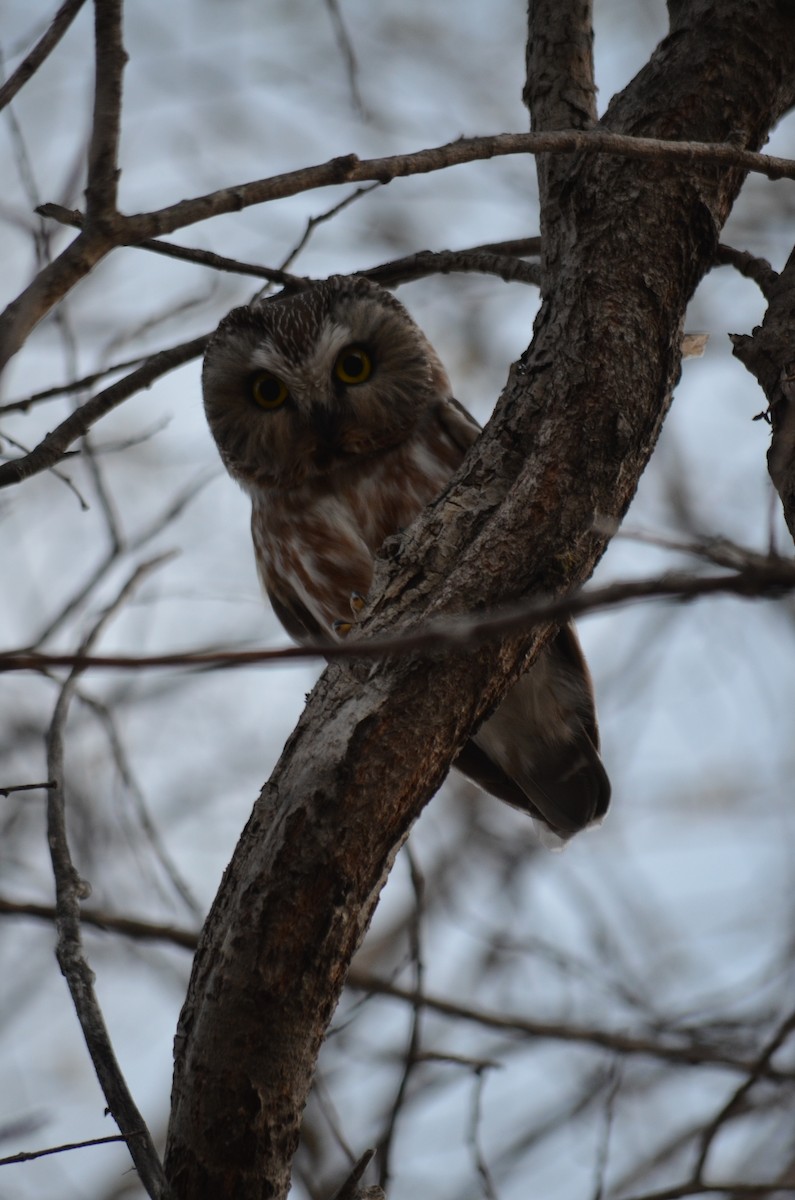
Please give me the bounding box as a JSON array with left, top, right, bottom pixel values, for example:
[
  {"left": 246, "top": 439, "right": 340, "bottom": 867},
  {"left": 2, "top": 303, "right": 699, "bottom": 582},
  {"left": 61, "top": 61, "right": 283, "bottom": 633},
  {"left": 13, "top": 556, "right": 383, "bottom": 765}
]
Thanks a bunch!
[
  {"left": 617, "top": 1182, "right": 795, "bottom": 1200},
  {"left": 84, "top": 0, "right": 126, "bottom": 218},
  {"left": 0, "top": 895, "right": 199, "bottom": 950},
  {"left": 30, "top": 546, "right": 118, "bottom": 648},
  {"left": 0, "top": 1133, "right": 127, "bottom": 1167},
  {"left": 377, "top": 850, "right": 425, "bottom": 1191},
  {"left": 0, "top": 350, "right": 152, "bottom": 413},
  {"left": 124, "top": 132, "right": 795, "bottom": 245},
  {"left": 329, "top": 1149, "right": 377, "bottom": 1200},
  {"left": 0, "top": 426, "right": 89, "bottom": 508},
  {"left": 0, "top": 334, "right": 207, "bottom": 488},
  {"left": 592, "top": 1060, "right": 621, "bottom": 1200},
  {"left": 0, "top": 0, "right": 87, "bottom": 112},
  {"left": 278, "top": 184, "right": 381, "bottom": 275},
  {"left": 0, "top": 894, "right": 199, "bottom": 949},
  {"left": 6, "top": 895, "right": 791, "bottom": 1087},
  {"left": 323, "top": 0, "right": 366, "bottom": 117},
  {"left": 715, "top": 243, "right": 779, "bottom": 298},
  {"left": 693, "top": 1009, "right": 795, "bottom": 1180},
  {"left": 2, "top": 554, "right": 794, "bottom": 673},
  {"left": 35, "top": 203, "right": 307, "bottom": 286},
  {"left": 46, "top": 557, "right": 174, "bottom": 1200},
  {"left": 4, "top": 128, "right": 792, "bottom": 378},
  {"left": 468, "top": 1067, "right": 499, "bottom": 1200},
  {"left": 0, "top": 780, "right": 56, "bottom": 797},
  {"left": 346, "top": 974, "right": 795, "bottom": 1081},
  {"left": 77, "top": 692, "right": 201, "bottom": 917},
  {"left": 38, "top": 201, "right": 540, "bottom": 291},
  {"left": 364, "top": 247, "right": 541, "bottom": 289}
]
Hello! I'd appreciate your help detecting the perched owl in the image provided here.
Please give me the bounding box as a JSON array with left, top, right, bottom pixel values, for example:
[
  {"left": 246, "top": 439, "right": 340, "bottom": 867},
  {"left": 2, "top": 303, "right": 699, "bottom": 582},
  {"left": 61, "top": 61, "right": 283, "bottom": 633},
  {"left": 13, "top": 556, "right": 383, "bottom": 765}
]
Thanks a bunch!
[{"left": 203, "top": 275, "right": 610, "bottom": 840}]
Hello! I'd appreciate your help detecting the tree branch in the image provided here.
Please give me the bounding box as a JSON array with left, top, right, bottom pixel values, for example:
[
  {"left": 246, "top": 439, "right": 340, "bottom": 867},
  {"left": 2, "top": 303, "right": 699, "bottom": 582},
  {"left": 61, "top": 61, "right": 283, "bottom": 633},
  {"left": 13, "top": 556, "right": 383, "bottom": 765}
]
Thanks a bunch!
[
  {"left": 4, "top": 129, "right": 793, "bottom": 378},
  {"left": 0, "top": 335, "right": 207, "bottom": 488},
  {"left": 525, "top": 0, "right": 597, "bottom": 265},
  {"left": 84, "top": 0, "right": 126, "bottom": 219},
  {"left": 124, "top": 132, "right": 795, "bottom": 244},
  {"left": 163, "top": 5, "right": 795, "bottom": 1197},
  {"left": 46, "top": 558, "right": 174, "bottom": 1200},
  {"left": 1, "top": 552, "right": 792, "bottom": 674},
  {"left": 3, "top": 895, "right": 791, "bottom": 1084},
  {"left": 731, "top": 243, "right": 795, "bottom": 542},
  {"left": 0, "top": 0, "right": 87, "bottom": 113},
  {"left": 347, "top": 974, "right": 795, "bottom": 1082}
]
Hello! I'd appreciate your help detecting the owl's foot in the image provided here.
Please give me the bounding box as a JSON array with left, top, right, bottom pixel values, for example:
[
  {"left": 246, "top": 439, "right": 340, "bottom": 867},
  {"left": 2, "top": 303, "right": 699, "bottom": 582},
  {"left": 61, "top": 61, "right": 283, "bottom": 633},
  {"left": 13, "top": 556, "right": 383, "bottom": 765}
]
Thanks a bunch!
[{"left": 332, "top": 592, "right": 367, "bottom": 639}]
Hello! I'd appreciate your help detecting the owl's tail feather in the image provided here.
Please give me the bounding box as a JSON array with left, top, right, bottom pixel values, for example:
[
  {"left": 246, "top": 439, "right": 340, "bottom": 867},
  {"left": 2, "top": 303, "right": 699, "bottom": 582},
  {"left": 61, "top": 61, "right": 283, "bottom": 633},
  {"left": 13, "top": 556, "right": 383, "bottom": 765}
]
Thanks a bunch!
[
  {"left": 455, "top": 732, "right": 610, "bottom": 841},
  {"left": 456, "top": 627, "right": 611, "bottom": 842}
]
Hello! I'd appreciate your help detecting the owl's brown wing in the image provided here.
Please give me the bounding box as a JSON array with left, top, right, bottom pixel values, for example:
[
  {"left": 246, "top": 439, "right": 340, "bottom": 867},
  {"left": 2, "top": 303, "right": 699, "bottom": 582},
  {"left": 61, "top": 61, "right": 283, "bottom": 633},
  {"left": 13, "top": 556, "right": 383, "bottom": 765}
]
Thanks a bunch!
[
  {"left": 458, "top": 625, "right": 610, "bottom": 839},
  {"left": 435, "top": 398, "right": 609, "bottom": 837},
  {"left": 434, "top": 395, "right": 482, "bottom": 453}
]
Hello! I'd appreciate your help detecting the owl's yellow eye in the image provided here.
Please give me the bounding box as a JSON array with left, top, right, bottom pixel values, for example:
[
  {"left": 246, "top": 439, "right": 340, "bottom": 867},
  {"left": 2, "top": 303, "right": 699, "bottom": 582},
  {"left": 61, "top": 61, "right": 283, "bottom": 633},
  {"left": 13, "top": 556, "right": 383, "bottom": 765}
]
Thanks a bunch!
[
  {"left": 334, "top": 345, "right": 372, "bottom": 385},
  {"left": 250, "top": 371, "right": 289, "bottom": 410}
]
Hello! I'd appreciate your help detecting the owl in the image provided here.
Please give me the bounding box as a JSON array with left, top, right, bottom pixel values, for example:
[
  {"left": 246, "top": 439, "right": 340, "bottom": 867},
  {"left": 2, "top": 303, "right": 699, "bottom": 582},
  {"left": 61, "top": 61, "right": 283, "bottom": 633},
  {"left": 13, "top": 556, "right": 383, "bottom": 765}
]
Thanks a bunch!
[{"left": 203, "top": 275, "right": 610, "bottom": 840}]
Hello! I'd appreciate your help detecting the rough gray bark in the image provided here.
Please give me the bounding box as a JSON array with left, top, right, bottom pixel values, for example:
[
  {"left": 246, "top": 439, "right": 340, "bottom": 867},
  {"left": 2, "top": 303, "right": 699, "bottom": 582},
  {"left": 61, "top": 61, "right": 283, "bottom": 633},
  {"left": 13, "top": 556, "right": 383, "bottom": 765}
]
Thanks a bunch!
[
  {"left": 525, "top": 0, "right": 597, "bottom": 275},
  {"left": 164, "top": 4, "right": 795, "bottom": 1198},
  {"left": 731, "top": 246, "right": 795, "bottom": 543}
]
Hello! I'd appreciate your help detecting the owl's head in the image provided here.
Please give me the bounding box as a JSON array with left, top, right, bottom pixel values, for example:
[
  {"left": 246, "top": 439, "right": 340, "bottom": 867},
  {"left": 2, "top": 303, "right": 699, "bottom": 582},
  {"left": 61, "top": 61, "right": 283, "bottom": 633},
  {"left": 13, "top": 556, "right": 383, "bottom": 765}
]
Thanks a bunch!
[{"left": 202, "top": 275, "right": 452, "bottom": 490}]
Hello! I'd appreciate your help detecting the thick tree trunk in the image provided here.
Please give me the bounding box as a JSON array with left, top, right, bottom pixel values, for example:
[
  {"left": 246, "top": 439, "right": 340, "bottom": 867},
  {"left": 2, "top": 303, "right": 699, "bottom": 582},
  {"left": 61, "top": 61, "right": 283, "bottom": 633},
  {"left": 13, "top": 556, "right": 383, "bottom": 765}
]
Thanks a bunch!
[{"left": 165, "top": 4, "right": 795, "bottom": 1197}]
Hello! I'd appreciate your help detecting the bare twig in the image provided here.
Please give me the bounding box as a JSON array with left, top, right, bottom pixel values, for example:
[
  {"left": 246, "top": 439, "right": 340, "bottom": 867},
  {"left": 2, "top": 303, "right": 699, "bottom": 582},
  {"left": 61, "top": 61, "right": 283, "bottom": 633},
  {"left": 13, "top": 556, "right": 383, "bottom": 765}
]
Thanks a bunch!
[
  {"left": 0, "top": 894, "right": 199, "bottom": 949},
  {"left": 323, "top": 0, "right": 366, "bottom": 117},
  {"left": 5, "top": 891, "right": 793, "bottom": 1089},
  {"left": 38, "top": 131, "right": 795, "bottom": 246},
  {"left": 0, "top": 780, "right": 55, "bottom": 797},
  {"left": 468, "top": 1067, "right": 499, "bottom": 1200},
  {"left": 377, "top": 849, "right": 425, "bottom": 1191},
  {"left": 592, "top": 1060, "right": 621, "bottom": 1200},
  {"left": 715, "top": 243, "right": 779, "bottom": 297},
  {"left": 84, "top": 0, "right": 125, "bottom": 218},
  {"left": 77, "top": 693, "right": 201, "bottom": 916},
  {"left": 329, "top": 1148, "right": 377, "bottom": 1200},
  {"left": 2, "top": 553, "right": 794, "bottom": 674},
  {"left": 38, "top": 198, "right": 541, "bottom": 291},
  {"left": 0, "top": 334, "right": 207, "bottom": 488},
  {"left": 0, "top": 894, "right": 198, "bottom": 949},
  {"left": 0, "top": 350, "right": 152, "bottom": 413},
  {"left": 346, "top": 974, "right": 795, "bottom": 1081},
  {"left": 126, "top": 132, "right": 795, "bottom": 246},
  {"left": 0, "top": 1133, "right": 127, "bottom": 1167},
  {"left": 46, "top": 556, "right": 174, "bottom": 1200},
  {"left": 0, "top": 0, "right": 87, "bottom": 112},
  {"left": 617, "top": 1182, "right": 795, "bottom": 1200},
  {"left": 0, "top": 427, "right": 89, "bottom": 508},
  {"left": 4, "top": 128, "right": 793, "bottom": 378},
  {"left": 35, "top": 203, "right": 307, "bottom": 286},
  {"left": 278, "top": 184, "right": 381, "bottom": 275},
  {"left": 693, "top": 1009, "right": 795, "bottom": 1180},
  {"left": 364, "top": 247, "right": 541, "bottom": 289}
]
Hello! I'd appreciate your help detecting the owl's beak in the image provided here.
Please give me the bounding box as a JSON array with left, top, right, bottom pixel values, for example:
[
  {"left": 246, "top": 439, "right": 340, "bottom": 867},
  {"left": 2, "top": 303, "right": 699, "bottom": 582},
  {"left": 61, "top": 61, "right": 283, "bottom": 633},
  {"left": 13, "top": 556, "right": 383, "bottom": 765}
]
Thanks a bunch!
[{"left": 310, "top": 403, "right": 341, "bottom": 468}]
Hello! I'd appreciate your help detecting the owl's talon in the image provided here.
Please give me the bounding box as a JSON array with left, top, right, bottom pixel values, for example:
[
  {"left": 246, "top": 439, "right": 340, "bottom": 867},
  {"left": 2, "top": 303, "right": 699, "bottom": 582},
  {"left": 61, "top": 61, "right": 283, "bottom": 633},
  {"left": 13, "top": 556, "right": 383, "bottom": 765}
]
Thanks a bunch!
[
  {"left": 332, "top": 619, "right": 353, "bottom": 638},
  {"left": 350, "top": 591, "right": 366, "bottom": 614}
]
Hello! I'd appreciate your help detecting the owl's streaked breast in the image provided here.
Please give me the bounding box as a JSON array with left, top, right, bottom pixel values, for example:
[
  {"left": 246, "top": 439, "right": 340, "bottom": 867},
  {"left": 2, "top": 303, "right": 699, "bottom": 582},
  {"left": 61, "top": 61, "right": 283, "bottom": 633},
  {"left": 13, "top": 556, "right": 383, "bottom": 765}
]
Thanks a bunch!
[{"left": 251, "top": 416, "right": 462, "bottom": 637}]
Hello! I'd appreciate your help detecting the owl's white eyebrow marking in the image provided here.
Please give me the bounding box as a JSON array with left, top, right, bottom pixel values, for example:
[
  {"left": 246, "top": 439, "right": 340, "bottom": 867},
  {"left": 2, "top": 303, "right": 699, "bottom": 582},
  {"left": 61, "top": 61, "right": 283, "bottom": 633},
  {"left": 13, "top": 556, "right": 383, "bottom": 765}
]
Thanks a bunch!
[{"left": 248, "top": 323, "right": 354, "bottom": 389}]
